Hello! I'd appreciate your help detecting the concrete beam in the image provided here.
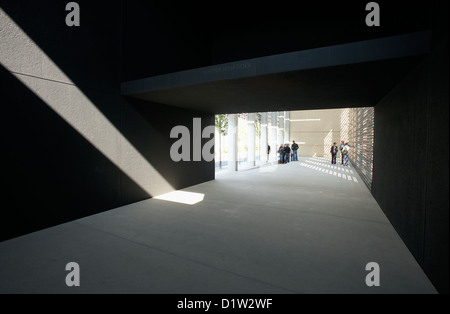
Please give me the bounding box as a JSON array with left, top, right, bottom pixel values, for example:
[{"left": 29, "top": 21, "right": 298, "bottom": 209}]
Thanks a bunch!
[{"left": 122, "top": 31, "right": 432, "bottom": 96}]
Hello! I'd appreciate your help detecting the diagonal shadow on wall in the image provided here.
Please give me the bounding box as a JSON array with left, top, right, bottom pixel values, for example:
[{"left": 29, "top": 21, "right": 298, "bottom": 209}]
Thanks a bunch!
[
  {"left": 0, "top": 2, "right": 215, "bottom": 241},
  {"left": 0, "top": 64, "right": 149, "bottom": 241}
]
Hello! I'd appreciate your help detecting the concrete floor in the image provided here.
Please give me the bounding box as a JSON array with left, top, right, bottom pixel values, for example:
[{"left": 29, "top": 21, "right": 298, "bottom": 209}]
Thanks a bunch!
[{"left": 0, "top": 157, "right": 437, "bottom": 294}]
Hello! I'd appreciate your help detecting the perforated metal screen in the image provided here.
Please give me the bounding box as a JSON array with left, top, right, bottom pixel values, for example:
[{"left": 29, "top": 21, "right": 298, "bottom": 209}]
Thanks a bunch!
[{"left": 348, "top": 107, "right": 375, "bottom": 191}]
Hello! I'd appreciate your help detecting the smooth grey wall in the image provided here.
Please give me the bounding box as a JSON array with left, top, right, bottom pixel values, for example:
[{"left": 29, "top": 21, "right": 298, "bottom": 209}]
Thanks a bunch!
[
  {"left": 0, "top": 1, "right": 214, "bottom": 241},
  {"left": 372, "top": 37, "right": 449, "bottom": 293}
]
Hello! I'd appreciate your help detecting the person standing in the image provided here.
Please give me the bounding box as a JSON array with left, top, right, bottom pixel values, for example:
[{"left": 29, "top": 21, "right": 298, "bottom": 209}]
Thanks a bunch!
[
  {"left": 267, "top": 144, "right": 271, "bottom": 162},
  {"left": 291, "top": 140, "right": 299, "bottom": 161},
  {"left": 339, "top": 140, "right": 345, "bottom": 164},
  {"left": 342, "top": 142, "right": 352, "bottom": 167},
  {"left": 331, "top": 142, "right": 338, "bottom": 164},
  {"left": 284, "top": 144, "right": 291, "bottom": 164},
  {"left": 278, "top": 145, "right": 285, "bottom": 164}
]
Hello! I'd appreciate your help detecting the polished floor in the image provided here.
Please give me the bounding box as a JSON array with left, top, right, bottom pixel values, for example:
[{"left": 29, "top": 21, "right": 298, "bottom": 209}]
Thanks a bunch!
[{"left": 0, "top": 157, "right": 437, "bottom": 293}]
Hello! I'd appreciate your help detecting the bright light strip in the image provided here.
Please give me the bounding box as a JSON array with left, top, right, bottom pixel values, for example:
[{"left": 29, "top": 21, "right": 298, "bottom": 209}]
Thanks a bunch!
[
  {"left": 290, "top": 119, "right": 321, "bottom": 122},
  {"left": 154, "top": 191, "right": 205, "bottom": 205},
  {"left": 0, "top": 9, "right": 174, "bottom": 197}
]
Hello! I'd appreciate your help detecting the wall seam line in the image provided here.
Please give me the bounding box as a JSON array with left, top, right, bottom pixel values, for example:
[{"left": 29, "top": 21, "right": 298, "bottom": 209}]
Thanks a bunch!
[{"left": 8, "top": 70, "right": 120, "bottom": 96}]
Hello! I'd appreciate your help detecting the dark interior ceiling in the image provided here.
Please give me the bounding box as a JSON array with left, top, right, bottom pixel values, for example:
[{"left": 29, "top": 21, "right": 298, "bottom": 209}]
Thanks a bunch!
[
  {"left": 125, "top": 55, "right": 424, "bottom": 114},
  {"left": 121, "top": 1, "right": 433, "bottom": 114},
  {"left": 122, "top": 0, "right": 433, "bottom": 80}
]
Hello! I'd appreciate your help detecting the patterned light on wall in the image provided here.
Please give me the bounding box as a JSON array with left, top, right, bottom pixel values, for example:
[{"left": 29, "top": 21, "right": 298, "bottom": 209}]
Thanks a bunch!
[
  {"left": 323, "top": 129, "right": 333, "bottom": 157},
  {"left": 340, "top": 108, "right": 350, "bottom": 143}
]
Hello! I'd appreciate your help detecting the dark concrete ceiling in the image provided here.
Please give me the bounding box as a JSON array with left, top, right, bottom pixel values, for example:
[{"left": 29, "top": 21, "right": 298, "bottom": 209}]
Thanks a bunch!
[
  {"left": 125, "top": 56, "right": 424, "bottom": 114},
  {"left": 122, "top": 32, "right": 431, "bottom": 114}
]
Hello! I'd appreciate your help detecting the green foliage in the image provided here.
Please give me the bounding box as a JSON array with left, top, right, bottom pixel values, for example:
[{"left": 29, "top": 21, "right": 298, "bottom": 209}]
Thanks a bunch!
[
  {"left": 255, "top": 113, "right": 261, "bottom": 137},
  {"left": 215, "top": 114, "right": 228, "bottom": 136}
]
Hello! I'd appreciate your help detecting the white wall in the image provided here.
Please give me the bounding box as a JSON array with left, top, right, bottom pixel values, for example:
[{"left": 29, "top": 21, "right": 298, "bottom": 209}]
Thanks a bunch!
[{"left": 289, "top": 109, "right": 344, "bottom": 157}]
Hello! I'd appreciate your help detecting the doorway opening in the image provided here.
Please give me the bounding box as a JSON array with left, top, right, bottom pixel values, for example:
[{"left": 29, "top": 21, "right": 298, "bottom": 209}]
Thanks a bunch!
[{"left": 215, "top": 107, "right": 374, "bottom": 190}]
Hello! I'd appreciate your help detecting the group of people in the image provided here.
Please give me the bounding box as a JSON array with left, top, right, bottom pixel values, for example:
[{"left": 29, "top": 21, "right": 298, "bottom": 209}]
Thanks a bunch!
[
  {"left": 270, "top": 139, "right": 352, "bottom": 166},
  {"left": 331, "top": 140, "right": 352, "bottom": 166},
  {"left": 278, "top": 141, "right": 299, "bottom": 164}
]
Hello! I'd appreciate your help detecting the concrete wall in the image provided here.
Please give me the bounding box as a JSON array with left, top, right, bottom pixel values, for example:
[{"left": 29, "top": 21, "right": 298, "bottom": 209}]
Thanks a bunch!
[
  {"left": 372, "top": 36, "right": 449, "bottom": 293},
  {"left": 0, "top": 1, "right": 214, "bottom": 241},
  {"left": 290, "top": 109, "right": 343, "bottom": 157}
]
